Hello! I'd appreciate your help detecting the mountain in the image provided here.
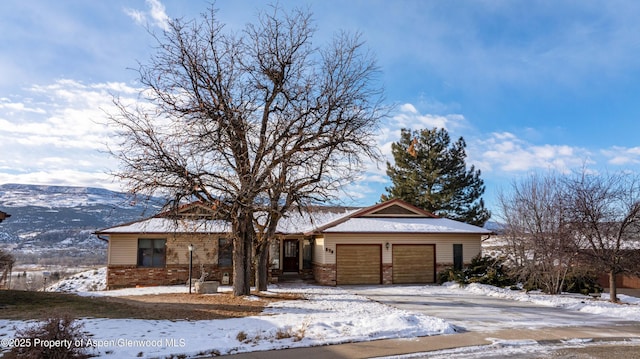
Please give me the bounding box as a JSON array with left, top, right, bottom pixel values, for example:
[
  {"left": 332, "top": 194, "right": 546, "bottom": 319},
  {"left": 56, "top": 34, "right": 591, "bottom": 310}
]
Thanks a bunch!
[
  {"left": 0, "top": 184, "right": 162, "bottom": 266},
  {"left": 483, "top": 221, "right": 505, "bottom": 234}
]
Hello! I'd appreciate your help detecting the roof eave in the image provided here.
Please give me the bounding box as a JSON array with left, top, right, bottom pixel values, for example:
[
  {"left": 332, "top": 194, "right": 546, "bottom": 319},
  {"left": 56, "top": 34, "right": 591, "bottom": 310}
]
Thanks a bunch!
[{"left": 319, "top": 231, "right": 493, "bottom": 235}]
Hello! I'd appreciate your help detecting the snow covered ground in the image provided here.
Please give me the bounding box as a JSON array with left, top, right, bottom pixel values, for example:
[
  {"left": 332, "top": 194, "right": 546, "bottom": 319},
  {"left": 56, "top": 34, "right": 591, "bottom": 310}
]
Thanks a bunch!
[
  {"left": 47, "top": 267, "right": 107, "bottom": 292},
  {"left": 1, "top": 268, "right": 453, "bottom": 358},
  {"left": 1, "top": 268, "right": 640, "bottom": 358},
  {"left": 461, "top": 282, "right": 640, "bottom": 321}
]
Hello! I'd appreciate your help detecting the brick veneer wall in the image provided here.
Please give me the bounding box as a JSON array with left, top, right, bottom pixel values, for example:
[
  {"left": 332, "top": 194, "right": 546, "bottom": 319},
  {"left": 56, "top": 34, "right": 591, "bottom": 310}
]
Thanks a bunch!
[
  {"left": 313, "top": 263, "right": 336, "bottom": 286},
  {"left": 436, "top": 263, "right": 453, "bottom": 275},
  {"left": 598, "top": 274, "right": 640, "bottom": 289},
  {"left": 107, "top": 264, "right": 229, "bottom": 289},
  {"left": 382, "top": 264, "right": 392, "bottom": 284}
]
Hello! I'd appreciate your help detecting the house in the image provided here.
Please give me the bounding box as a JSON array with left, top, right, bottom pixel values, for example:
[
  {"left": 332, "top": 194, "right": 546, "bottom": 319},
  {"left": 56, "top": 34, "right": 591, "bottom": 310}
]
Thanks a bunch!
[{"left": 95, "top": 199, "right": 491, "bottom": 289}]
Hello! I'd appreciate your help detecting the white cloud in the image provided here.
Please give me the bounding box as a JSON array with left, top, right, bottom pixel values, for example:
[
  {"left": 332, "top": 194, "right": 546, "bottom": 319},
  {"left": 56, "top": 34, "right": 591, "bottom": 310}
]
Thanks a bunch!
[
  {"left": 352, "top": 104, "right": 640, "bottom": 206},
  {"left": 147, "top": 0, "right": 170, "bottom": 31},
  {"left": 473, "top": 132, "right": 591, "bottom": 173},
  {"left": 398, "top": 103, "right": 418, "bottom": 114},
  {"left": 0, "top": 170, "right": 121, "bottom": 191},
  {"left": 123, "top": 8, "right": 145, "bottom": 25},
  {"left": 0, "top": 100, "right": 46, "bottom": 114},
  {"left": 0, "top": 79, "right": 140, "bottom": 190},
  {"left": 124, "top": 0, "right": 170, "bottom": 31},
  {"left": 390, "top": 103, "right": 466, "bottom": 132},
  {"left": 602, "top": 146, "right": 640, "bottom": 165}
]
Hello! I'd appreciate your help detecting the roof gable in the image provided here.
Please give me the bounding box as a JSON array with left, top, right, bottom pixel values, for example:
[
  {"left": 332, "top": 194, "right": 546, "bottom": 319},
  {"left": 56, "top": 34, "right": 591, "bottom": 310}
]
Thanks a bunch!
[
  {"left": 355, "top": 199, "right": 438, "bottom": 218},
  {"left": 152, "top": 201, "right": 221, "bottom": 219},
  {"left": 306, "top": 199, "right": 440, "bottom": 234}
]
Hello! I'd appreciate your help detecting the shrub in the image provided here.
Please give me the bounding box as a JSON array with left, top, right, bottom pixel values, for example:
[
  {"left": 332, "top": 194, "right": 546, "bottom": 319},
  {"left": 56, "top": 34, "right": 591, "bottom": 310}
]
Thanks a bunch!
[
  {"left": 563, "top": 270, "right": 602, "bottom": 295},
  {"left": 438, "top": 254, "right": 515, "bottom": 287},
  {"left": 3, "top": 315, "right": 91, "bottom": 359},
  {"left": 437, "top": 266, "right": 464, "bottom": 284},
  {"left": 464, "top": 255, "right": 515, "bottom": 287},
  {"left": 236, "top": 331, "right": 247, "bottom": 342}
]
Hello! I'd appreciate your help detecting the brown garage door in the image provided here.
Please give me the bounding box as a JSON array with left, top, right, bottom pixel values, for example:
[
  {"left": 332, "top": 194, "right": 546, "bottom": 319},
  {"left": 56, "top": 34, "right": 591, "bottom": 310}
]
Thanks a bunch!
[
  {"left": 392, "top": 244, "right": 435, "bottom": 284},
  {"left": 336, "top": 244, "right": 381, "bottom": 285}
]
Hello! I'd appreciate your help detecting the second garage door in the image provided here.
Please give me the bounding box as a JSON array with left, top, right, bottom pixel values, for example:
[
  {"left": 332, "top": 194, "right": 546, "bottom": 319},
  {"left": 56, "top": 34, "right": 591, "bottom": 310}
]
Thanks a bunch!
[
  {"left": 336, "top": 244, "right": 381, "bottom": 285},
  {"left": 392, "top": 244, "right": 435, "bottom": 284}
]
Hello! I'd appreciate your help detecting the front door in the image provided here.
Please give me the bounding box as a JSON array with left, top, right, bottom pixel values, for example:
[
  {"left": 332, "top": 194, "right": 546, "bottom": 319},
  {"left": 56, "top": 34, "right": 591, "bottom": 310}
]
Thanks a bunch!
[{"left": 283, "top": 239, "right": 299, "bottom": 272}]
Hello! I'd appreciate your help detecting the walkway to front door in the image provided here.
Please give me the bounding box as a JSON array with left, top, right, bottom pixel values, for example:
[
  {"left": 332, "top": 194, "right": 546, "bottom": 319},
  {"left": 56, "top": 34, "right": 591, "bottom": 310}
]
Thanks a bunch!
[{"left": 283, "top": 239, "right": 299, "bottom": 272}]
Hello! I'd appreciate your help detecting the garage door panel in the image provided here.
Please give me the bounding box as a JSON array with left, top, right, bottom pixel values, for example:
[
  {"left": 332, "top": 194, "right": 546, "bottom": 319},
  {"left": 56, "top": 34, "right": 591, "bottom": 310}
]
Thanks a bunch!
[
  {"left": 337, "top": 245, "right": 381, "bottom": 285},
  {"left": 393, "top": 244, "right": 435, "bottom": 284}
]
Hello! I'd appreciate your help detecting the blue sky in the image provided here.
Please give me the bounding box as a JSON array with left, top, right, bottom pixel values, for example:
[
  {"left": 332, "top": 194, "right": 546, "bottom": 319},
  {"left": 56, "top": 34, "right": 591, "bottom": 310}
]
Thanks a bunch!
[{"left": 2, "top": 0, "right": 640, "bottom": 213}]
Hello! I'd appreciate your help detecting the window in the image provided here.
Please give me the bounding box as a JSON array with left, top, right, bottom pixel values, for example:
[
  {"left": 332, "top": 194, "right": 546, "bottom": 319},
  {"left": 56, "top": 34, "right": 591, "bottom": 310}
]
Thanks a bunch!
[
  {"left": 138, "top": 238, "right": 166, "bottom": 267},
  {"left": 453, "top": 244, "right": 463, "bottom": 271},
  {"left": 218, "top": 238, "right": 233, "bottom": 267}
]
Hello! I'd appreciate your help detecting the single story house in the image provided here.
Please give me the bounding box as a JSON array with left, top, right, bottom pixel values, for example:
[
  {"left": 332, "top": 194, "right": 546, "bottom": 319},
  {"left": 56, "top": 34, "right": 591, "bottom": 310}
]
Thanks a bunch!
[{"left": 95, "top": 199, "right": 491, "bottom": 289}]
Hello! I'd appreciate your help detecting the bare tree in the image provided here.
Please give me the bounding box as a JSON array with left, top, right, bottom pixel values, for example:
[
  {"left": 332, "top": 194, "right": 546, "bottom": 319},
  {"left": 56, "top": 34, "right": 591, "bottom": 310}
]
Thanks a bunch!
[
  {"left": 108, "top": 4, "right": 384, "bottom": 295},
  {"left": 565, "top": 171, "right": 640, "bottom": 302},
  {"left": 0, "top": 249, "right": 14, "bottom": 289},
  {"left": 497, "top": 173, "right": 578, "bottom": 294}
]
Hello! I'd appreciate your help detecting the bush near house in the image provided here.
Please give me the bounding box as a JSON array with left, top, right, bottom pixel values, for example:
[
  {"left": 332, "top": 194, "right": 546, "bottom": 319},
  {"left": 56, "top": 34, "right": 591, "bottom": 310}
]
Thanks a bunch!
[
  {"left": 563, "top": 269, "right": 602, "bottom": 295},
  {"left": 439, "top": 254, "right": 602, "bottom": 296},
  {"left": 438, "top": 254, "right": 515, "bottom": 288}
]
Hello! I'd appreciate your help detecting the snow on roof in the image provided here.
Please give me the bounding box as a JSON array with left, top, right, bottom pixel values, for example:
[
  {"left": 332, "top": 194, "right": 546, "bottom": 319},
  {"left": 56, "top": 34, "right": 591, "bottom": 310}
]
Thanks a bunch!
[
  {"left": 319, "top": 217, "right": 492, "bottom": 234},
  {"left": 98, "top": 212, "right": 490, "bottom": 235},
  {"left": 97, "top": 217, "right": 230, "bottom": 234},
  {"left": 96, "top": 199, "right": 490, "bottom": 235},
  {"left": 97, "top": 208, "right": 360, "bottom": 235},
  {"left": 276, "top": 208, "right": 361, "bottom": 233}
]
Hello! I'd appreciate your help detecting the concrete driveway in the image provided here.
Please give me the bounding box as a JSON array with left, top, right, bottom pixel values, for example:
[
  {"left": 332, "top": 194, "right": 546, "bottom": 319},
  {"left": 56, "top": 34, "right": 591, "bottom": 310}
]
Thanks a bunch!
[{"left": 346, "top": 285, "right": 638, "bottom": 333}]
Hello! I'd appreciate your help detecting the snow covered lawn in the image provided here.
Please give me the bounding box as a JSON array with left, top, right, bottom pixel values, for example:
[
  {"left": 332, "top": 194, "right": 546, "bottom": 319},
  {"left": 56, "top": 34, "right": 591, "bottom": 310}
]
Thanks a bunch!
[
  {"left": 3, "top": 268, "right": 640, "bottom": 358},
  {"left": 0, "top": 269, "right": 454, "bottom": 358}
]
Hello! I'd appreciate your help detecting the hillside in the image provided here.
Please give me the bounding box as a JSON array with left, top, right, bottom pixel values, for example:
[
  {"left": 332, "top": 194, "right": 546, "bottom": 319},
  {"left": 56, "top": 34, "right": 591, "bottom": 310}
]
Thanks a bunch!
[{"left": 0, "top": 184, "right": 161, "bottom": 266}]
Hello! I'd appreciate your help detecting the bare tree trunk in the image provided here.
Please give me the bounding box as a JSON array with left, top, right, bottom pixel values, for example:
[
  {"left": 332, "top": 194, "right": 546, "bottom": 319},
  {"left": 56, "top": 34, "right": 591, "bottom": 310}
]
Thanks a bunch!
[
  {"left": 243, "top": 231, "right": 252, "bottom": 294},
  {"left": 609, "top": 270, "right": 618, "bottom": 303},
  {"left": 255, "top": 242, "right": 270, "bottom": 292},
  {"left": 232, "top": 237, "right": 246, "bottom": 296},
  {"left": 232, "top": 214, "right": 253, "bottom": 296}
]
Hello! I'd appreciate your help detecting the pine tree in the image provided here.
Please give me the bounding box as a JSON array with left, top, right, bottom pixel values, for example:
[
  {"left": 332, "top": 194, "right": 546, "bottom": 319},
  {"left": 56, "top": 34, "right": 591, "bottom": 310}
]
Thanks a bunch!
[{"left": 383, "top": 128, "right": 490, "bottom": 226}]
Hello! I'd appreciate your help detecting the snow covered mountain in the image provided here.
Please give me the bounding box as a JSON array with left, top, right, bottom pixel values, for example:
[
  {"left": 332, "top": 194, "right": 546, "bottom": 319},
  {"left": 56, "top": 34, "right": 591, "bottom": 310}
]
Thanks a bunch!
[
  {"left": 0, "top": 183, "right": 137, "bottom": 208},
  {"left": 0, "top": 184, "right": 162, "bottom": 266}
]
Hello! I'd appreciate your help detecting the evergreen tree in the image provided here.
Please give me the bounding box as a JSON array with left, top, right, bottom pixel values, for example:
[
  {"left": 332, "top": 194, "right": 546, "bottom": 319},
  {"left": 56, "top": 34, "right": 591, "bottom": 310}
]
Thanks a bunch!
[{"left": 383, "top": 128, "right": 490, "bottom": 226}]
